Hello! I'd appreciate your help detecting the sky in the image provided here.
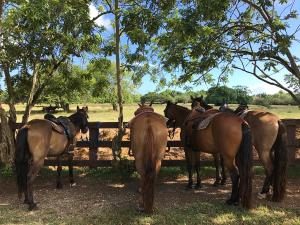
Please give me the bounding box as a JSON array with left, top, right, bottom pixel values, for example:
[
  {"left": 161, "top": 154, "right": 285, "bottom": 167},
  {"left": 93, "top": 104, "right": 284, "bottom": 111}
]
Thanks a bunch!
[
  {"left": 89, "top": 2, "right": 300, "bottom": 96},
  {"left": 2, "top": 2, "right": 297, "bottom": 96}
]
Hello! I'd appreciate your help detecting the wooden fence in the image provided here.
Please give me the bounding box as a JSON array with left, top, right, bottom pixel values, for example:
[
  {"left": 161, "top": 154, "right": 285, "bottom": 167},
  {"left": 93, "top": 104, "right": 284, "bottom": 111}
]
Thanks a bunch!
[{"left": 14, "top": 119, "right": 300, "bottom": 167}]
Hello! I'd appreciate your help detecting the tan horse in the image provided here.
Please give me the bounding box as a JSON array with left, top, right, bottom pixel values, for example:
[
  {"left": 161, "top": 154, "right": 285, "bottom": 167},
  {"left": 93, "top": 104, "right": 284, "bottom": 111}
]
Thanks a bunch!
[
  {"left": 163, "top": 101, "right": 226, "bottom": 188},
  {"left": 235, "top": 104, "right": 287, "bottom": 202},
  {"left": 15, "top": 106, "right": 89, "bottom": 210},
  {"left": 193, "top": 96, "right": 288, "bottom": 202},
  {"left": 128, "top": 103, "right": 168, "bottom": 213}
]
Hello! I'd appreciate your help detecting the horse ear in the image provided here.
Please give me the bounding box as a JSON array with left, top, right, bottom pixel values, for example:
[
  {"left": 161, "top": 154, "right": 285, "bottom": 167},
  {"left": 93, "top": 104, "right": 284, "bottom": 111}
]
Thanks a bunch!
[
  {"left": 138, "top": 103, "right": 142, "bottom": 107},
  {"left": 175, "top": 102, "right": 178, "bottom": 105},
  {"left": 200, "top": 95, "right": 203, "bottom": 99},
  {"left": 83, "top": 106, "right": 88, "bottom": 112},
  {"left": 149, "top": 100, "right": 153, "bottom": 106},
  {"left": 77, "top": 105, "right": 80, "bottom": 111},
  {"left": 190, "top": 96, "right": 194, "bottom": 100},
  {"left": 167, "top": 100, "right": 171, "bottom": 105}
]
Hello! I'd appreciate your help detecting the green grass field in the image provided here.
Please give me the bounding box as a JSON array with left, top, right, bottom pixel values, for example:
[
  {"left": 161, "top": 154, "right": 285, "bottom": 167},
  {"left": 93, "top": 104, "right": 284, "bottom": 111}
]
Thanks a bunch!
[{"left": 2, "top": 103, "right": 300, "bottom": 122}]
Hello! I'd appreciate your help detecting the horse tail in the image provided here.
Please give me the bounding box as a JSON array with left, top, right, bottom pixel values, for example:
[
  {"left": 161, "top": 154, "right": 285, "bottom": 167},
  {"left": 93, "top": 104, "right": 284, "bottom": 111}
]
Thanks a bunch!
[
  {"left": 237, "top": 122, "right": 253, "bottom": 209},
  {"left": 15, "top": 127, "right": 30, "bottom": 199},
  {"left": 142, "top": 125, "right": 157, "bottom": 214},
  {"left": 272, "top": 120, "right": 288, "bottom": 202}
]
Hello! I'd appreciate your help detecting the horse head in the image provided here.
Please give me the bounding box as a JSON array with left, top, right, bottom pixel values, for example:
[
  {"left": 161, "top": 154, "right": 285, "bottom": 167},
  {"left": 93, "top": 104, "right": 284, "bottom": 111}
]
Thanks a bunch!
[
  {"left": 134, "top": 102, "right": 154, "bottom": 116},
  {"left": 69, "top": 106, "right": 89, "bottom": 133},
  {"left": 191, "top": 95, "right": 213, "bottom": 110},
  {"left": 234, "top": 103, "right": 249, "bottom": 114}
]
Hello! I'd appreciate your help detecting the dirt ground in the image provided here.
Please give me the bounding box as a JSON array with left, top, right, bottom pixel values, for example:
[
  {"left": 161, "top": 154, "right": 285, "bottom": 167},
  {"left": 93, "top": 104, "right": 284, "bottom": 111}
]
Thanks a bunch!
[{"left": 0, "top": 171, "right": 299, "bottom": 215}]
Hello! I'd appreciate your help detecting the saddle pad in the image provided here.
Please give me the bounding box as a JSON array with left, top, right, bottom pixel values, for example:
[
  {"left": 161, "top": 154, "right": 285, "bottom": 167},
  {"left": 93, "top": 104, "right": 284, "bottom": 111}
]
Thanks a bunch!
[
  {"left": 128, "top": 112, "right": 168, "bottom": 128},
  {"left": 197, "top": 113, "right": 220, "bottom": 130},
  {"left": 238, "top": 110, "right": 252, "bottom": 119},
  {"left": 48, "top": 120, "right": 65, "bottom": 135}
]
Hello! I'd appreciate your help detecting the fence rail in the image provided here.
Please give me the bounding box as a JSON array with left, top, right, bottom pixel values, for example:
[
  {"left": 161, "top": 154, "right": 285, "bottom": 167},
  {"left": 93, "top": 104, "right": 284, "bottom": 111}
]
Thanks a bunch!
[{"left": 13, "top": 119, "right": 300, "bottom": 167}]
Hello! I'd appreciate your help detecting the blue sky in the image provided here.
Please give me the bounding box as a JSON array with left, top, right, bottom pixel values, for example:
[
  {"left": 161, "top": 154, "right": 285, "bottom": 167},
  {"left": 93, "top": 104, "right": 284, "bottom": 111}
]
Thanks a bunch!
[{"left": 89, "top": 1, "right": 300, "bottom": 96}]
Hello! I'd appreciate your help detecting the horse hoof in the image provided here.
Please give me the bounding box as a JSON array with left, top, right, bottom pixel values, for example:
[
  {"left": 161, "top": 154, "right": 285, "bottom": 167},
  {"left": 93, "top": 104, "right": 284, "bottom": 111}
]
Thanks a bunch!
[
  {"left": 213, "top": 181, "right": 220, "bottom": 187},
  {"left": 257, "top": 193, "right": 267, "bottom": 200},
  {"left": 195, "top": 183, "right": 202, "bottom": 189},
  {"left": 226, "top": 199, "right": 238, "bottom": 206},
  {"left": 70, "top": 182, "right": 76, "bottom": 187},
  {"left": 28, "top": 203, "right": 37, "bottom": 211},
  {"left": 221, "top": 179, "right": 227, "bottom": 185},
  {"left": 185, "top": 184, "right": 193, "bottom": 190},
  {"left": 56, "top": 183, "right": 63, "bottom": 189}
]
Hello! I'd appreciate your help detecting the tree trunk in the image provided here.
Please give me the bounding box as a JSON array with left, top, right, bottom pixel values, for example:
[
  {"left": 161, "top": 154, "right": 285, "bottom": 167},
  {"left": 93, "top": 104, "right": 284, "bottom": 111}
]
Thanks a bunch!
[
  {"left": 22, "top": 63, "right": 41, "bottom": 124},
  {"left": 0, "top": 106, "right": 15, "bottom": 166},
  {"left": 112, "top": 102, "right": 118, "bottom": 111},
  {"left": 3, "top": 63, "right": 17, "bottom": 124},
  {"left": 112, "top": 0, "right": 124, "bottom": 162}
]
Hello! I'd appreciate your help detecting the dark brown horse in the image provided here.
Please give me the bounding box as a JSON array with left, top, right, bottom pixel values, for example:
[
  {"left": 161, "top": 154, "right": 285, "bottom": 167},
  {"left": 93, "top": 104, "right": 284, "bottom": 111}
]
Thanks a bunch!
[
  {"left": 15, "top": 106, "right": 89, "bottom": 210},
  {"left": 164, "top": 101, "right": 226, "bottom": 188},
  {"left": 129, "top": 103, "right": 168, "bottom": 213},
  {"left": 193, "top": 97, "right": 288, "bottom": 202},
  {"left": 165, "top": 102, "right": 253, "bottom": 208}
]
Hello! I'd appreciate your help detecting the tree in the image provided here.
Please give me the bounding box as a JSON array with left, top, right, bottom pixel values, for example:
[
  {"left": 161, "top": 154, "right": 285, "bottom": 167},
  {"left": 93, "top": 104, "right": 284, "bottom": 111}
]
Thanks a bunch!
[
  {"left": 91, "top": 0, "right": 163, "bottom": 161},
  {"left": 143, "top": 1, "right": 300, "bottom": 104},
  {"left": 1, "top": 0, "right": 101, "bottom": 123},
  {"left": 89, "top": 59, "right": 140, "bottom": 109}
]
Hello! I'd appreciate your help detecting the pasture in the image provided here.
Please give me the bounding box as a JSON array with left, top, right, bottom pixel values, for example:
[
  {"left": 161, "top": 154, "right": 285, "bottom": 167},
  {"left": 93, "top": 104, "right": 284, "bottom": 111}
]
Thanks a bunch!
[
  {"left": 0, "top": 103, "right": 300, "bottom": 224},
  {"left": 3, "top": 103, "right": 300, "bottom": 122}
]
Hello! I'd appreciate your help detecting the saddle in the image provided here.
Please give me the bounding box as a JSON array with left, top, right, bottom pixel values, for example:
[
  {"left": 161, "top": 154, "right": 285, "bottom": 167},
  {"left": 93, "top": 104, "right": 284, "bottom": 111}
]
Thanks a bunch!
[
  {"left": 44, "top": 113, "right": 75, "bottom": 154},
  {"left": 192, "top": 113, "right": 220, "bottom": 130}
]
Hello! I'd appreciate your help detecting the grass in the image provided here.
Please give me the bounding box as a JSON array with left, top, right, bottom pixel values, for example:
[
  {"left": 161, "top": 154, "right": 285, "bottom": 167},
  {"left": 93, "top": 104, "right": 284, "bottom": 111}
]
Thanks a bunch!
[
  {"left": 1, "top": 103, "right": 300, "bottom": 122},
  {"left": 0, "top": 189, "right": 299, "bottom": 225},
  {"left": 1, "top": 165, "right": 300, "bottom": 225}
]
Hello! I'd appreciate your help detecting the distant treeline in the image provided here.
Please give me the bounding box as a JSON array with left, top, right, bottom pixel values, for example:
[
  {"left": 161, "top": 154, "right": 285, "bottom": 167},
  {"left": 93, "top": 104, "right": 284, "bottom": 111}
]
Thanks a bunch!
[{"left": 141, "top": 86, "right": 299, "bottom": 106}]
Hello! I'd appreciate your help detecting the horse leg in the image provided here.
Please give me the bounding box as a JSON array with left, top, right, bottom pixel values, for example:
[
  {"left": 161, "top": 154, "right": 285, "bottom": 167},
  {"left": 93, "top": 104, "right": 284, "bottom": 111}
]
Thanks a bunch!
[
  {"left": 220, "top": 155, "right": 227, "bottom": 185},
  {"left": 27, "top": 160, "right": 43, "bottom": 211},
  {"left": 226, "top": 166, "right": 240, "bottom": 206},
  {"left": 213, "top": 153, "right": 221, "bottom": 186},
  {"left": 68, "top": 153, "right": 76, "bottom": 187},
  {"left": 184, "top": 147, "right": 193, "bottom": 189},
  {"left": 56, "top": 156, "right": 63, "bottom": 189},
  {"left": 194, "top": 151, "right": 202, "bottom": 189},
  {"left": 258, "top": 150, "right": 273, "bottom": 199}
]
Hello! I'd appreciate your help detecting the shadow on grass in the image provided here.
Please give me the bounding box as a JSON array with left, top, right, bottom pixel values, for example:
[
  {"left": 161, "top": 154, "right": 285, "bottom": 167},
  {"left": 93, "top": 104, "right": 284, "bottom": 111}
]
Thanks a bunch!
[{"left": 63, "top": 202, "right": 300, "bottom": 225}]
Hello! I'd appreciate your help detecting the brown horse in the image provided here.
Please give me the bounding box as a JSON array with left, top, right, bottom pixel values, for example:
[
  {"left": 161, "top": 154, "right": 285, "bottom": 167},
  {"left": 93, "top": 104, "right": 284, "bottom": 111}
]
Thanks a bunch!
[
  {"left": 163, "top": 101, "right": 226, "bottom": 188},
  {"left": 193, "top": 96, "right": 288, "bottom": 202},
  {"left": 165, "top": 102, "right": 253, "bottom": 208},
  {"left": 128, "top": 103, "right": 168, "bottom": 213},
  {"left": 15, "top": 106, "right": 89, "bottom": 210}
]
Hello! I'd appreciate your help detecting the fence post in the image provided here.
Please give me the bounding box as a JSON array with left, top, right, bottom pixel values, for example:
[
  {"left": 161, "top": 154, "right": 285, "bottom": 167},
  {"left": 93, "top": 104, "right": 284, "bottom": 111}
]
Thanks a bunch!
[
  {"left": 89, "top": 122, "right": 100, "bottom": 168},
  {"left": 286, "top": 124, "right": 296, "bottom": 164}
]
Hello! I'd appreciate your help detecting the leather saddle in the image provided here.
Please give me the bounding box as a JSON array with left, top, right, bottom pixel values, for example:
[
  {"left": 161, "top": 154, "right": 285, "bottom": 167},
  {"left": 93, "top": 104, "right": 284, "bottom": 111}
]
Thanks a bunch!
[{"left": 44, "top": 113, "right": 75, "bottom": 153}]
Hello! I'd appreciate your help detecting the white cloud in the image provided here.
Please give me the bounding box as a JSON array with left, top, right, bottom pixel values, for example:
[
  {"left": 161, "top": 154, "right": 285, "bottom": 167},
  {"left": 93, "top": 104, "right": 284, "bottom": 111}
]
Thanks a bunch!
[
  {"left": 89, "top": 4, "right": 112, "bottom": 30},
  {"left": 249, "top": 83, "right": 284, "bottom": 95}
]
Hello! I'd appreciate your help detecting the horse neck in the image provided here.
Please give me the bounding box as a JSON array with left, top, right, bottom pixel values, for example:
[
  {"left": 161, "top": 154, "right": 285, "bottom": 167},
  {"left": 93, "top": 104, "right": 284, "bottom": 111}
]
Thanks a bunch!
[
  {"left": 173, "top": 105, "right": 191, "bottom": 127},
  {"left": 68, "top": 115, "right": 80, "bottom": 134},
  {"left": 203, "top": 102, "right": 213, "bottom": 110}
]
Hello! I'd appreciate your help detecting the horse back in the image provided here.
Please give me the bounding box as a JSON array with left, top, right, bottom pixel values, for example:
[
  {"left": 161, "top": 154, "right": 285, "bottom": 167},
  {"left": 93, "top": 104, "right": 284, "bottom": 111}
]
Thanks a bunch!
[
  {"left": 192, "top": 113, "right": 244, "bottom": 156},
  {"left": 243, "top": 110, "right": 279, "bottom": 150},
  {"left": 130, "top": 113, "right": 168, "bottom": 171},
  {"left": 26, "top": 119, "right": 69, "bottom": 158}
]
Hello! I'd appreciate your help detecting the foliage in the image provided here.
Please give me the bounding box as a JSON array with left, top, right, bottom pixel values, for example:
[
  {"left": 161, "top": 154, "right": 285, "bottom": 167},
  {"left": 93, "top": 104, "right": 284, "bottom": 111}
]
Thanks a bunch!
[
  {"left": 206, "top": 85, "right": 252, "bottom": 105},
  {"left": 130, "top": 0, "right": 300, "bottom": 104},
  {"left": 141, "top": 90, "right": 206, "bottom": 103}
]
